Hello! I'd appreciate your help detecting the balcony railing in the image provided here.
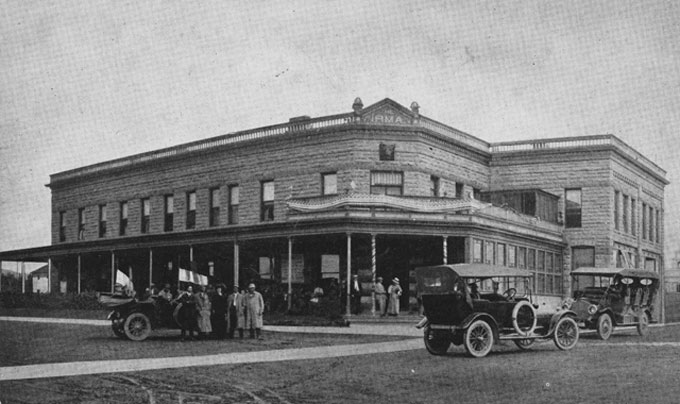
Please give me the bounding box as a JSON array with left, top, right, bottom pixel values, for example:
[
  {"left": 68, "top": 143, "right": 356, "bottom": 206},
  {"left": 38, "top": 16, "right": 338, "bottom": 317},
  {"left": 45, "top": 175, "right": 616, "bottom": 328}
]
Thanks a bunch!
[
  {"left": 490, "top": 134, "right": 666, "bottom": 179},
  {"left": 49, "top": 112, "right": 665, "bottom": 185},
  {"left": 49, "top": 112, "right": 493, "bottom": 184}
]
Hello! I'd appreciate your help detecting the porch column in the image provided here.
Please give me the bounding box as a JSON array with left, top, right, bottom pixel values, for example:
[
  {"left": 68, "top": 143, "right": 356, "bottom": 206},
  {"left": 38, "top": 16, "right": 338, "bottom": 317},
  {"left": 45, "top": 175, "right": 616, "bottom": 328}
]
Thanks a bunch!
[
  {"left": 110, "top": 251, "right": 116, "bottom": 293},
  {"left": 21, "top": 262, "right": 26, "bottom": 294},
  {"left": 148, "top": 249, "right": 153, "bottom": 287},
  {"left": 371, "top": 234, "right": 377, "bottom": 316},
  {"left": 77, "top": 255, "right": 81, "bottom": 294},
  {"left": 233, "top": 240, "right": 240, "bottom": 287},
  {"left": 288, "top": 237, "right": 293, "bottom": 311},
  {"left": 346, "top": 233, "right": 352, "bottom": 316},
  {"left": 48, "top": 257, "right": 52, "bottom": 293},
  {"left": 443, "top": 235, "right": 448, "bottom": 264}
]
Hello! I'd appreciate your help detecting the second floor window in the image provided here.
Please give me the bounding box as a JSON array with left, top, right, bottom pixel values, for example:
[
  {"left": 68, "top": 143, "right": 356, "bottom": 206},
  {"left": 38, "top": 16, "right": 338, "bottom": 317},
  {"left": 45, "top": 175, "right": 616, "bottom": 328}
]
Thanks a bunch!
[
  {"left": 78, "top": 208, "right": 85, "bottom": 240},
  {"left": 614, "top": 191, "right": 620, "bottom": 231},
  {"left": 228, "top": 185, "right": 239, "bottom": 224},
  {"left": 261, "top": 181, "right": 275, "bottom": 221},
  {"left": 141, "top": 198, "right": 150, "bottom": 234},
  {"left": 631, "top": 198, "right": 637, "bottom": 236},
  {"left": 642, "top": 203, "right": 647, "bottom": 240},
  {"left": 370, "top": 171, "right": 403, "bottom": 196},
  {"left": 565, "top": 189, "right": 582, "bottom": 228},
  {"left": 623, "top": 195, "right": 629, "bottom": 233},
  {"left": 322, "top": 173, "right": 337, "bottom": 195},
  {"left": 430, "top": 176, "right": 440, "bottom": 197},
  {"left": 210, "top": 188, "right": 220, "bottom": 227},
  {"left": 164, "top": 195, "right": 174, "bottom": 232},
  {"left": 59, "top": 211, "right": 66, "bottom": 242},
  {"left": 119, "top": 201, "right": 128, "bottom": 236},
  {"left": 186, "top": 191, "right": 196, "bottom": 229},
  {"left": 98, "top": 204, "right": 107, "bottom": 238}
]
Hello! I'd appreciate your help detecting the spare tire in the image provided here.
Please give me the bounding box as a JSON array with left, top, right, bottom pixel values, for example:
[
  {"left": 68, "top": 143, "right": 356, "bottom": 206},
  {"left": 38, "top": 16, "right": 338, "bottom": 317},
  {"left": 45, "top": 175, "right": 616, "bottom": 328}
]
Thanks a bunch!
[{"left": 511, "top": 300, "right": 537, "bottom": 336}]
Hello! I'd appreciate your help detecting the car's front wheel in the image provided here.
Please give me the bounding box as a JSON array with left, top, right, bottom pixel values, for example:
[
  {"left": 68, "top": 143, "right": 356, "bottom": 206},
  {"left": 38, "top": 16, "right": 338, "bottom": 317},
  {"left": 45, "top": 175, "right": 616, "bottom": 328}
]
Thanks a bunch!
[
  {"left": 596, "top": 313, "right": 613, "bottom": 340},
  {"left": 464, "top": 320, "right": 494, "bottom": 358},
  {"left": 123, "top": 312, "right": 151, "bottom": 341},
  {"left": 423, "top": 327, "right": 451, "bottom": 355},
  {"left": 637, "top": 311, "right": 650, "bottom": 336},
  {"left": 553, "top": 316, "right": 579, "bottom": 351}
]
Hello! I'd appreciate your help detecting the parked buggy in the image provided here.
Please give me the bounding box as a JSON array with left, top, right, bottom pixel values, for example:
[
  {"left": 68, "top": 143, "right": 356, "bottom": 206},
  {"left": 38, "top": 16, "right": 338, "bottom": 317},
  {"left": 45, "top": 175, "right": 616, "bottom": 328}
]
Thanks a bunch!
[
  {"left": 99, "top": 293, "right": 195, "bottom": 341},
  {"left": 415, "top": 264, "right": 579, "bottom": 358},
  {"left": 563, "top": 267, "right": 659, "bottom": 340}
]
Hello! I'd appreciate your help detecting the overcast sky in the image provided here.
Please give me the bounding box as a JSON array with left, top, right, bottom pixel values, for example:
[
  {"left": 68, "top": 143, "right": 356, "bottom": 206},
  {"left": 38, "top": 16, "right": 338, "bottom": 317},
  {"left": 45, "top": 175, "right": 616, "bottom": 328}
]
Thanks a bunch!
[{"left": 1, "top": 1, "right": 679, "bottom": 272}]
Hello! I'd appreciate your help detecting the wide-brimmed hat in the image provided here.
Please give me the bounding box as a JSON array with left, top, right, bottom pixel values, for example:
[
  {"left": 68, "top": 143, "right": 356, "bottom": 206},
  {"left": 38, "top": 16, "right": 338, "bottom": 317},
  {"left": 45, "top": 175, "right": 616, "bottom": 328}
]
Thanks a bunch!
[{"left": 392, "top": 277, "right": 400, "bottom": 284}]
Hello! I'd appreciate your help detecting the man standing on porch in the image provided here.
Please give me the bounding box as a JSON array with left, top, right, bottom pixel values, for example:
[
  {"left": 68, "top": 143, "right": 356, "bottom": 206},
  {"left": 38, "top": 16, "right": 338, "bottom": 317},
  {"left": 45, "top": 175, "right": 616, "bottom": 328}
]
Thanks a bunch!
[{"left": 373, "top": 277, "right": 387, "bottom": 316}]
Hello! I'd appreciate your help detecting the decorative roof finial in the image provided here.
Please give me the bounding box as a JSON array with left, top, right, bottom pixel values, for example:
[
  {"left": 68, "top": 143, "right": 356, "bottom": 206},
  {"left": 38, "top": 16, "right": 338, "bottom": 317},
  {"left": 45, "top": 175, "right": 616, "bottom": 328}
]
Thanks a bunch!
[
  {"left": 352, "top": 97, "right": 363, "bottom": 114},
  {"left": 410, "top": 101, "right": 420, "bottom": 116}
]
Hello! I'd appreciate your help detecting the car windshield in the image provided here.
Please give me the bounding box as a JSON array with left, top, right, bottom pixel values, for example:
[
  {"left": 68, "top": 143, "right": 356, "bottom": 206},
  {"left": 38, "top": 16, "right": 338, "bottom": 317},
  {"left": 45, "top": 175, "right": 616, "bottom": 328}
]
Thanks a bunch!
[
  {"left": 464, "top": 276, "right": 530, "bottom": 297},
  {"left": 572, "top": 274, "right": 613, "bottom": 291}
]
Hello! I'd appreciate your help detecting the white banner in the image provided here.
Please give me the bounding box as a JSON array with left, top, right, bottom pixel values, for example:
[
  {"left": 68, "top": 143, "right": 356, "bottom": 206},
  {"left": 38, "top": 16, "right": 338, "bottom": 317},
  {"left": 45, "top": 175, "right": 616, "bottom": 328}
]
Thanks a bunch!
[{"left": 178, "top": 268, "right": 208, "bottom": 286}]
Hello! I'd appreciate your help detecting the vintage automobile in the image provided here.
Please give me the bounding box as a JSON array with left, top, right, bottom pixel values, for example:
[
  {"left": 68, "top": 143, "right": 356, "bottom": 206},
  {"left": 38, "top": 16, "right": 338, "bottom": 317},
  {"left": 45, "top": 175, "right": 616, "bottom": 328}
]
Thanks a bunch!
[
  {"left": 99, "top": 293, "right": 195, "bottom": 341},
  {"left": 415, "top": 264, "right": 579, "bottom": 358},
  {"left": 563, "top": 267, "right": 659, "bottom": 340}
]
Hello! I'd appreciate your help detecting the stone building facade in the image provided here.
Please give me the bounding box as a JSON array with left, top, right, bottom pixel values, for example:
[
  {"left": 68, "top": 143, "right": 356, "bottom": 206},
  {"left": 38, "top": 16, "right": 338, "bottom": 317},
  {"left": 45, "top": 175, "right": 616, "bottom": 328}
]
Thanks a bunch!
[{"left": 0, "top": 98, "right": 668, "bottom": 317}]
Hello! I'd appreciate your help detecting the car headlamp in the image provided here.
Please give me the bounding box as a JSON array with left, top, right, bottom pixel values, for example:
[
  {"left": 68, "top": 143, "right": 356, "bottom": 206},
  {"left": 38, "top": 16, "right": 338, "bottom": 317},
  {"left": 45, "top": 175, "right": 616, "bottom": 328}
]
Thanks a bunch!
[{"left": 588, "top": 305, "right": 597, "bottom": 315}]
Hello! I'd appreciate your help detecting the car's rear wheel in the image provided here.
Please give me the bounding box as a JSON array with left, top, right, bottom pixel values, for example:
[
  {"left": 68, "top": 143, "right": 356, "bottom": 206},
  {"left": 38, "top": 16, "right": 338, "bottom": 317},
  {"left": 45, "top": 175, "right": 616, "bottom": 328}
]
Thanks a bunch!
[
  {"left": 123, "top": 312, "right": 151, "bottom": 341},
  {"left": 514, "top": 338, "right": 535, "bottom": 350},
  {"left": 464, "top": 320, "right": 494, "bottom": 358},
  {"left": 596, "top": 313, "right": 613, "bottom": 340},
  {"left": 637, "top": 311, "right": 649, "bottom": 336},
  {"left": 553, "top": 316, "right": 579, "bottom": 351},
  {"left": 423, "top": 327, "right": 451, "bottom": 355}
]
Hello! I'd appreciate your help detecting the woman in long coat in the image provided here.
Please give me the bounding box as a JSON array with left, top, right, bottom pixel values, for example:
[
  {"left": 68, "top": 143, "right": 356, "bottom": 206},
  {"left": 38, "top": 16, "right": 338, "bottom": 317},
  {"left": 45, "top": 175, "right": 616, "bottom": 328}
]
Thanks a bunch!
[
  {"left": 193, "top": 285, "right": 212, "bottom": 338},
  {"left": 387, "top": 277, "right": 403, "bottom": 316},
  {"left": 211, "top": 285, "right": 228, "bottom": 339},
  {"left": 244, "top": 283, "right": 265, "bottom": 339}
]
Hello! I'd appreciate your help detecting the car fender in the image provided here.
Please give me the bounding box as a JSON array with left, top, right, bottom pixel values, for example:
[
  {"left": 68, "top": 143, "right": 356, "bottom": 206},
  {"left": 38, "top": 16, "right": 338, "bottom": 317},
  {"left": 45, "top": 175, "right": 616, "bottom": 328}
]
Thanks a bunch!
[
  {"left": 107, "top": 310, "right": 120, "bottom": 321},
  {"left": 460, "top": 313, "right": 500, "bottom": 341},
  {"left": 415, "top": 317, "right": 430, "bottom": 329},
  {"left": 594, "top": 308, "right": 617, "bottom": 325},
  {"left": 547, "top": 310, "right": 577, "bottom": 335}
]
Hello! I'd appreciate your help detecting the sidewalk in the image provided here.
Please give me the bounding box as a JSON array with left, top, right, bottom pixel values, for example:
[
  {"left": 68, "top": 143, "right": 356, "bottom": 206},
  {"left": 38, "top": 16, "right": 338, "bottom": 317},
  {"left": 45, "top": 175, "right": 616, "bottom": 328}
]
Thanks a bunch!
[{"left": 0, "top": 315, "right": 423, "bottom": 337}]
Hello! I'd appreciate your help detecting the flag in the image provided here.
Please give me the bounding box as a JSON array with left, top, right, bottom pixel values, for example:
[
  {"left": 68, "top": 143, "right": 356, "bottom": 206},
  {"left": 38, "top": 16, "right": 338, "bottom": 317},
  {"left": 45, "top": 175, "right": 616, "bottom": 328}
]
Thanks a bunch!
[
  {"left": 178, "top": 268, "right": 208, "bottom": 286},
  {"left": 115, "top": 269, "right": 131, "bottom": 288},
  {"left": 115, "top": 269, "right": 134, "bottom": 295}
]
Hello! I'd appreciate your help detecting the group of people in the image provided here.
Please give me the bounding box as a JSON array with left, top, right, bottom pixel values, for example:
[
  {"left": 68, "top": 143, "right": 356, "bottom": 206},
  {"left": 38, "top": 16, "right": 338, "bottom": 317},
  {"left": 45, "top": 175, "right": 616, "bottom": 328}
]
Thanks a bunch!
[
  {"left": 371, "top": 276, "right": 403, "bottom": 317},
  {"left": 147, "top": 282, "right": 265, "bottom": 341}
]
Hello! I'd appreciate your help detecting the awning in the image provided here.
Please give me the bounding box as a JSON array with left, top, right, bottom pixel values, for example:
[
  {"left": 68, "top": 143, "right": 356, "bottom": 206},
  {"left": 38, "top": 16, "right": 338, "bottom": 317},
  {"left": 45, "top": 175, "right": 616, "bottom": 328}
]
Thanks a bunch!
[
  {"left": 571, "top": 267, "right": 660, "bottom": 279},
  {"left": 417, "top": 263, "right": 533, "bottom": 279}
]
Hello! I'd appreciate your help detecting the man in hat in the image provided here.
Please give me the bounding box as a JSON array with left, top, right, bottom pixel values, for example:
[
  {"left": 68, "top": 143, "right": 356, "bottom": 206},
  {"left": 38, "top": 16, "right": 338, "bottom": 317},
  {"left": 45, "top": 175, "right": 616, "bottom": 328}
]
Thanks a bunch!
[
  {"left": 244, "top": 283, "right": 265, "bottom": 339},
  {"left": 387, "top": 277, "right": 403, "bottom": 316},
  {"left": 226, "top": 285, "right": 244, "bottom": 338},
  {"left": 350, "top": 274, "right": 362, "bottom": 315},
  {"left": 373, "top": 276, "right": 387, "bottom": 316}
]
